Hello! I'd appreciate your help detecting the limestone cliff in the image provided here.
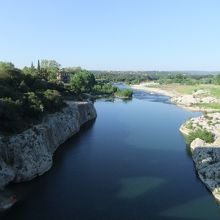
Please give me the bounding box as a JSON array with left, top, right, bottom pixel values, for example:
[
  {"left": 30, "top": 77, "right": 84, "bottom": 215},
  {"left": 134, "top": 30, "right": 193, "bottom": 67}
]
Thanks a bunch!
[
  {"left": 0, "top": 101, "right": 96, "bottom": 188},
  {"left": 180, "top": 114, "right": 220, "bottom": 202},
  {"left": 191, "top": 143, "right": 220, "bottom": 201}
]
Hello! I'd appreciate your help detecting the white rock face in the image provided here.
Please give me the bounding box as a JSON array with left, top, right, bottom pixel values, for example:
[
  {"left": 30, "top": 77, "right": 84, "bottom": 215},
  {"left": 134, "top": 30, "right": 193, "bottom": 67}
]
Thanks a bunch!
[
  {"left": 190, "top": 138, "right": 206, "bottom": 151},
  {"left": 0, "top": 101, "right": 96, "bottom": 188},
  {"left": 172, "top": 95, "right": 197, "bottom": 106},
  {"left": 193, "top": 89, "right": 209, "bottom": 96},
  {"left": 171, "top": 92, "right": 219, "bottom": 108}
]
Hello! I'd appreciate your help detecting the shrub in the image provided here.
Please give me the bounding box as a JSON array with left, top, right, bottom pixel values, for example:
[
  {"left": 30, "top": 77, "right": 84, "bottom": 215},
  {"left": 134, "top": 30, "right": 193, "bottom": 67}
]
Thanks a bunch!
[
  {"left": 42, "top": 89, "right": 65, "bottom": 112},
  {"left": 18, "top": 80, "right": 30, "bottom": 93},
  {"left": 0, "top": 98, "right": 24, "bottom": 133},
  {"left": 31, "top": 78, "right": 49, "bottom": 91},
  {"left": 115, "top": 89, "right": 133, "bottom": 98},
  {"left": 186, "top": 121, "right": 193, "bottom": 129},
  {"left": 92, "top": 83, "right": 117, "bottom": 95},
  {"left": 0, "top": 97, "right": 22, "bottom": 120},
  {"left": 0, "top": 85, "right": 17, "bottom": 99},
  {"left": 186, "top": 128, "right": 214, "bottom": 144},
  {"left": 22, "top": 92, "right": 44, "bottom": 118},
  {"left": 0, "top": 68, "right": 24, "bottom": 86}
]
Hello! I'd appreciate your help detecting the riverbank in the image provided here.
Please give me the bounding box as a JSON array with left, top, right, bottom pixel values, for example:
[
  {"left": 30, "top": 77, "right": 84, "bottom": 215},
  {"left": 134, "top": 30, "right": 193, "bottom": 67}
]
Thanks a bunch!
[
  {"left": 131, "top": 84, "right": 176, "bottom": 97},
  {"left": 131, "top": 83, "right": 220, "bottom": 203},
  {"left": 131, "top": 84, "right": 198, "bottom": 111},
  {"left": 131, "top": 83, "right": 220, "bottom": 112},
  {"left": 180, "top": 114, "right": 220, "bottom": 202},
  {"left": 0, "top": 101, "right": 96, "bottom": 211}
]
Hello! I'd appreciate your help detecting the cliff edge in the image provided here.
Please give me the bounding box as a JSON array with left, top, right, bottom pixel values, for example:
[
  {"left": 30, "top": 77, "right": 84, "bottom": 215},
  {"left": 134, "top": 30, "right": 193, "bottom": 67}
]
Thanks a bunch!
[
  {"left": 0, "top": 101, "right": 97, "bottom": 189},
  {"left": 180, "top": 114, "right": 220, "bottom": 202}
]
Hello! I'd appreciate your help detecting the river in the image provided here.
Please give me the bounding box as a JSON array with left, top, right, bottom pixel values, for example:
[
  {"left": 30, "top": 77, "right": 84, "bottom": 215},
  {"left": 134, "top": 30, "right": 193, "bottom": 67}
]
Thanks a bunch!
[{"left": 1, "top": 89, "right": 220, "bottom": 220}]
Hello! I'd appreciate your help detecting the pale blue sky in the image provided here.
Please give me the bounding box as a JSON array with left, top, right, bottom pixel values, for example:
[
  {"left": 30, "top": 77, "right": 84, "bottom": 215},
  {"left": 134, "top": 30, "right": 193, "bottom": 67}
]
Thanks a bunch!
[{"left": 0, "top": 0, "right": 220, "bottom": 70}]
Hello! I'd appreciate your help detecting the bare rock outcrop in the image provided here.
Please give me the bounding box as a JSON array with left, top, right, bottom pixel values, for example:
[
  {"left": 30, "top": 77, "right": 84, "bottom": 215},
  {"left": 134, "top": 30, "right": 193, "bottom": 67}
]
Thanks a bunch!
[
  {"left": 191, "top": 144, "right": 220, "bottom": 201},
  {"left": 180, "top": 114, "right": 220, "bottom": 202},
  {"left": 0, "top": 101, "right": 96, "bottom": 189}
]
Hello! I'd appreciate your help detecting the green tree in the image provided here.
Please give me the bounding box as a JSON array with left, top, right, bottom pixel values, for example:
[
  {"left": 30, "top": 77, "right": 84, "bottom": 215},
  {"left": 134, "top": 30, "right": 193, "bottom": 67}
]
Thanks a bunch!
[
  {"left": 0, "top": 61, "right": 14, "bottom": 74},
  {"left": 71, "top": 70, "right": 96, "bottom": 93},
  {"left": 0, "top": 68, "right": 23, "bottom": 88},
  {"left": 40, "top": 59, "right": 61, "bottom": 81},
  {"left": 214, "top": 75, "right": 220, "bottom": 85},
  {"left": 31, "top": 62, "right": 34, "bottom": 69},
  {"left": 23, "top": 66, "right": 38, "bottom": 76},
  {"left": 37, "top": 60, "right": 41, "bottom": 71},
  {"left": 115, "top": 89, "right": 133, "bottom": 98},
  {"left": 63, "top": 66, "right": 81, "bottom": 75}
]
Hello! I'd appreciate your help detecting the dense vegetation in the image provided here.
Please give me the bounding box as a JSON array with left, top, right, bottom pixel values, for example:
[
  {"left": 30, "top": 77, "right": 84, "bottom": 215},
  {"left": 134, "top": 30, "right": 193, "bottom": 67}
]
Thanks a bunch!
[
  {"left": 155, "top": 73, "right": 219, "bottom": 85},
  {"left": 186, "top": 129, "right": 214, "bottom": 144},
  {"left": 93, "top": 71, "right": 220, "bottom": 86},
  {"left": 115, "top": 89, "right": 133, "bottom": 98},
  {"left": 93, "top": 71, "right": 154, "bottom": 84},
  {"left": 70, "top": 70, "right": 96, "bottom": 94},
  {"left": 0, "top": 61, "right": 133, "bottom": 134},
  {"left": 69, "top": 70, "right": 123, "bottom": 96},
  {"left": 92, "top": 83, "right": 118, "bottom": 95},
  {"left": 0, "top": 62, "right": 71, "bottom": 134}
]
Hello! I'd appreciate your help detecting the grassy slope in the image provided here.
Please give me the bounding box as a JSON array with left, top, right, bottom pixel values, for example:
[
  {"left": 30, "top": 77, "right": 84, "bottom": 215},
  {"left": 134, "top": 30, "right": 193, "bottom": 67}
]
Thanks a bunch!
[
  {"left": 157, "top": 84, "right": 220, "bottom": 97},
  {"left": 147, "top": 84, "right": 220, "bottom": 111}
]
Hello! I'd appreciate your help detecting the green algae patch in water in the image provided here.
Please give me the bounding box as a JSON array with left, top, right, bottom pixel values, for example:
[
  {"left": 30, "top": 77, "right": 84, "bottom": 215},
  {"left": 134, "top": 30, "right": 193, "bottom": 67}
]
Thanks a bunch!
[
  {"left": 117, "top": 177, "right": 165, "bottom": 199},
  {"left": 159, "top": 195, "right": 220, "bottom": 220}
]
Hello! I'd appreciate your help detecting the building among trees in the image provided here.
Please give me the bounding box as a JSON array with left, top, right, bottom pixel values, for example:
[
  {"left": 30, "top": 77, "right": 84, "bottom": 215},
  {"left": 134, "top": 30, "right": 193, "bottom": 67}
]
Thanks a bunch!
[{"left": 57, "top": 69, "right": 70, "bottom": 83}]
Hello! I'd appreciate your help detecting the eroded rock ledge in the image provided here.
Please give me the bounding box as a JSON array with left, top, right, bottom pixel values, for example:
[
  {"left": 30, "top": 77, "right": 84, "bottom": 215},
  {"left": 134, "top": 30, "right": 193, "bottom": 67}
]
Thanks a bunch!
[
  {"left": 132, "top": 83, "right": 220, "bottom": 201},
  {"left": 180, "top": 113, "right": 220, "bottom": 202},
  {"left": 0, "top": 101, "right": 97, "bottom": 189}
]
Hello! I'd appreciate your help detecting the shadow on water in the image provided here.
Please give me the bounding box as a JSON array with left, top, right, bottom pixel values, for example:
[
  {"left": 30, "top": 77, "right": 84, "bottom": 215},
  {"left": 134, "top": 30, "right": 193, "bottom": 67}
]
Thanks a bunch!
[
  {"left": 96, "top": 97, "right": 133, "bottom": 104},
  {"left": 0, "top": 119, "right": 96, "bottom": 218},
  {"left": 1, "top": 89, "right": 220, "bottom": 220}
]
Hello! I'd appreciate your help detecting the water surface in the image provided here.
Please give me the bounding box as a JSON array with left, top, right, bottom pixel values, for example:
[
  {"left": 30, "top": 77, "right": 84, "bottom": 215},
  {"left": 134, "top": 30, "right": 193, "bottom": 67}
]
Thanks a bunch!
[{"left": 1, "top": 89, "right": 220, "bottom": 220}]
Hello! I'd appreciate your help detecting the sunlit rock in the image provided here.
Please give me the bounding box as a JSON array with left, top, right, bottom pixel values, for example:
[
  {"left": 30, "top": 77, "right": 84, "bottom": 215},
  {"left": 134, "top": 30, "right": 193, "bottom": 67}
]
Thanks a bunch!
[{"left": 0, "top": 102, "right": 96, "bottom": 188}]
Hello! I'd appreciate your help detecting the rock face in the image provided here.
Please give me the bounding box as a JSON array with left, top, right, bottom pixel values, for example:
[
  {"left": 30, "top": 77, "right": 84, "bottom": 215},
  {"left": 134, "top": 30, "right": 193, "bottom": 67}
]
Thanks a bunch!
[
  {"left": 171, "top": 90, "right": 220, "bottom": 111},
  {"left": 171, "top": 95, "right": 198, "bottom": 107},
  {"left": 180, "top": 113, "right": 220, "bottom": 202},
  {"left": 190, "top": 138, "right": 206, "bottom": 151},
  {"left": 0, "top": 101, "right": 97, "bottom": 189},
  {"left": 191, "top": 143, "right": 220, "bottom": 201}
]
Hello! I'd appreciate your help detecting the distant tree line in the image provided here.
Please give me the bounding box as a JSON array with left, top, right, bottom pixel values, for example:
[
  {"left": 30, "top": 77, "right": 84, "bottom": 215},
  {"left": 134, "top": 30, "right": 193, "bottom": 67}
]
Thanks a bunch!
[
  {"left": 93, "top": 72, "right": 154, "bottom": 85},
  {"left": 92, "top": 70, "right": 220, "bottom": 85}
]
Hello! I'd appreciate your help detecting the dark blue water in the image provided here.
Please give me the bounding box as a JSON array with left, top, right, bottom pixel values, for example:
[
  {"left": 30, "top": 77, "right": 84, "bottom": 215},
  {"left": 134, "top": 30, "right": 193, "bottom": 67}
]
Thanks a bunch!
[{"left": 1, "top": 90, "right": 220, "bottom": 220}]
